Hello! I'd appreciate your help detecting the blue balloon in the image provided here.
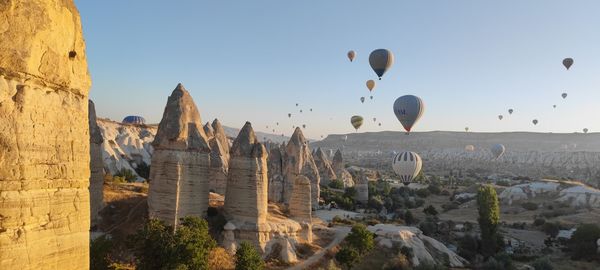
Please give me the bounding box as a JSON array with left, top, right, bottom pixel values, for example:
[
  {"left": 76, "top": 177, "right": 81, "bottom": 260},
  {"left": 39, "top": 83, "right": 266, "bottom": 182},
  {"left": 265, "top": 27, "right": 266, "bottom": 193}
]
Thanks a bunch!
[{"left": 122, "top": 115, "right": 146, "bottom": 125}]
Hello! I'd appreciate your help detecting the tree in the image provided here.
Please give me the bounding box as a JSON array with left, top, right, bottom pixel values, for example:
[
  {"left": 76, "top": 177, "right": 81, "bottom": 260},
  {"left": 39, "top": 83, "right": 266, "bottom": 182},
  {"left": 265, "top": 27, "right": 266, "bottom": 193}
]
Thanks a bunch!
[
  {"left": 344, "top": 187, "right": 357, "bottom": 199},
  {"left": 404, "top": 210, "right": 415, "bottom": 225},
  {"left": 569, "top": 223, "right": 600, "bottom": 260},
  {"left": 346, "top": 224, "right": 374, "bottom": 254},
  {"left": 90, "top": 235, "right": 113, "bottom": 270},
  {"left": 423, "top": 205, "right": 439, "bottom": 216},
  {"left": 542, "top": 222, "right": 560, "bottom": 238},
  {"left": 129, "top": 217, "right": 216, "bottom": 270},
  {"left": 477, "top": 185, "right": 500, "bottom": 257},
  {"left": 235, "top": 241, "right": 264, "bottom": 270},
  {"left": 335, "top": 246, "right": 359, "bottom": 269}
]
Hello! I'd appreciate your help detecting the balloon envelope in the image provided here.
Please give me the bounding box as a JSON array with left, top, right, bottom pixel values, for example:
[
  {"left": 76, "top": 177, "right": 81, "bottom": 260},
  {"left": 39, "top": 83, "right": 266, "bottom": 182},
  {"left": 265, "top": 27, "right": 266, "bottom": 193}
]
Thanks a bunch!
[
  {"left": 347, "top": 50, "right": 356, "bottom": 62},
  {"left": 562, "top": 93, "right": 567, "bottom": 99},
  {"left": 532, "top": 119, "right": 538, "bottom": 125},
  {"left": 491, "top": 144, "right": 506, "bottom": 159},
  {"left": 369, "top": 49, "right": 394, "bottom": 79},
  {"left": 360, "top": 97, "right": 365, "bottom": 103},
  {"left": 498, "top": 115, "right": 503, "bottom": 120},
  {"left": 563, "top": 58, "right": 573, "bottom": 70},
  {"left": 583, "top": 128, "right": 589, "bottom": 133},
  {"left": 465, "top": 145, "right": 475, "bottom": 152},
  {"left": 465, "top": 127, "right": 469, "bottom": 132},
  {"left": 288, "top": 113, "right": 292, "bottom": 118},
  {"left": 366, "top": 80, "right": 376, "bottom": 91},
  {"left": 351, "top": 115, "right": 364, "bottom": 130},
  {"left": 122, "top": 115, "right": 146, "bottom": 125},
  {"left": 392, "top": 151, "right": 423, "bottom": 185},
  {"left": 508, "top": 109, "right": 513, "bottom": 114},
  {"left": 393, "top": 95, "right": 425, "bottom": 132}
]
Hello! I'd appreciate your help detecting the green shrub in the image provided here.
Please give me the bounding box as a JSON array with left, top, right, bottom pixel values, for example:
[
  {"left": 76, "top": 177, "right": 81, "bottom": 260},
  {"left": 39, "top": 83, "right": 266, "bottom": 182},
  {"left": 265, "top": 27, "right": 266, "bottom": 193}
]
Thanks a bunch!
[
  {"left": 329, "top": 179, "right": 345, "bottom": 189},
  {"left": 335, "top": 246, "right": 359, "bottom": 269},
  {"left": 531, "top": 257, "right": 553, "bottom": 270},
  {"left": 521, "top": 202, "right": 539, "bottom": 211},
  {"left": 129, "top": 217, "right": 216, "bottom": 270},
  {"left": 90, "top": 235, "right": 113, "bottom": 270},
  {"left": 416, "top": 188, "right": 431, "bottom": 198},
  {"left": 542, "top": 222, "right": 560, "bottom": 238},
  {"left": 235, "top": 241, "right": 264, "bottom": 270},
  {"left": 345, "top": 224, "right": 374, "bottom": 255},
  {"left": 569, "top": 223, "right": 600, "bottom": 260},
  {"left": 533, "top": 218, "right": 546, "bottom": 227},
  {"left": 115, "top": 168, "right": 137, "bottom": 182},
  {"left": 423, "top": 205, "right": 439, "bottom": 216}
]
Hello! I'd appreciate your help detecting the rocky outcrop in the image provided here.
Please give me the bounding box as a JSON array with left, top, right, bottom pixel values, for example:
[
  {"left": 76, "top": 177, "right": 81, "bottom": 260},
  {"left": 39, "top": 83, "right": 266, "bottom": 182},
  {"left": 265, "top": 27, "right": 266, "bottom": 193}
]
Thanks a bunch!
[
  {"left": 313, "top": 148, "right": 337, "bottom": 186},
  {"left": 499, "top": 180, "right": 600, "bottom": 208},
  {"left": 208, "top": 119, "right": 230, "bottom": 194},
  {"left": 267, "top": 144, "right": 285, "bottom": 202},
  {"left": 89, "top": 100, "right": 105, "bottom": 227},
  {"left": 355, "top": 173, "right": 369, "bottom": 204},
  {"left": 368, "top": 224, "right": 467, "bottom": 268},
  {"left": 283, "top": 128, "right": 320, "bottom": 209},
  {"left": 147, "top": 83, "right": 211, "bottom": 226},
  {"left": 224, "top": 122, "right": 268, "bottom": 226},
  {"left": 0, "top": 1, "right": 91, "bottom": 269},
  {"left": 332, "top": 149, "right": 355, "bottom": 187},
  {"left": 289, "top": 176, "right": 312, "bottom": 222},
  {"left": 97, "top": 118, "right": 156, "bottom": 180}
]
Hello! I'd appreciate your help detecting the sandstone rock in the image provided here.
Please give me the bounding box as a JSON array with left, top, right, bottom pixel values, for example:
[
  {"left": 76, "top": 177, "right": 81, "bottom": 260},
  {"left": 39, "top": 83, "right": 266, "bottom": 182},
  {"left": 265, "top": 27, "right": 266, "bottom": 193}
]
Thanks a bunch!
[
  {"left": 283, "top": 128, "right": 320, "bottom": 209},
  {"left": 147, "top": 84, "right": 211, "bottom": 226},
  {"left": 368, "top": 224, "right": 467, "bottom": 267},
  {"left": 203, "top": 122, "right": 215, "bottom": 140},
  {"left": 355, "top": 173, "right": 369, "bottom": 204},
  {"left": 332, "top": 149, "right": 354, "bottom": 187},
  {"left": 97, "top": 118, "right": 156, "bottom": 180},
  {"left": 289, "top": 176, "right": 312, "bottom": 223},
  {"left": 89, "top": 100, "right": 105, "bottom": 227},
  {"left": 313, "top": 147, "right": 337, "bottom": 186},
  {"left": 224, "top": 122, "right": 268, "bottom": 225},
  {"left": 208, "top": 119, "right": 230, "bottom": 195},
  {"left": 0, "top": 1, "right": 91, "bottom": 268},
  {"left": 267, "top": 144, "right": 285, "bottom": 202}
]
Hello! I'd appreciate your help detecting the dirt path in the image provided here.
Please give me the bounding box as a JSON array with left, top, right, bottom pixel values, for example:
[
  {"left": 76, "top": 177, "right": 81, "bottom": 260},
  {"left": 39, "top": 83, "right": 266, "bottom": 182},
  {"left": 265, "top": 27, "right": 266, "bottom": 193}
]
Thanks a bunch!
[{"left": 287, "top": 226, "right": 351, "bottom": 270}]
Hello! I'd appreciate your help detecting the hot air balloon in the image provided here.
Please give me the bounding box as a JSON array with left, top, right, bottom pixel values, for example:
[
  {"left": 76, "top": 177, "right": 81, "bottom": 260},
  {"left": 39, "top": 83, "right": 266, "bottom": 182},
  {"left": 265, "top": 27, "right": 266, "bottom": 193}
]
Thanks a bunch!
[
  {"left": 491, "top": 144, "right": 505, "bottom": 159},
  {"left": 498, "top": 115, "right": 503, "bottom": 120},
  {"left": 373, "top": 117, "right": 377, "bottom": 122},
  {"left": 563, "top": 58, "right": 573, "bottom": 70},
  {"left": 392, "top": 151, "right": 423, "bottom": 186},
  {"left": 465, "top": 127, "right": 469, "bottom": 132},
  {"left": 378, "top": 123, "right": 382, "bottom": 126},
  {"left": 300, "top": 110, "right": 303, "bottom": 113},
  {"left": 276, "top": 122, "right": 279, "bottom": 126},
  {"left": 302, "top": 124, "right": 306, "bottom": 129},
  {"left": 508, "top": 109, "right": 514, "bottom": 115},
  {"left": 310, "top": 108, "right": 313, "bottom": 112},
  {"left": 122, "top": 115, "right": 146, "bottom": 125},
  {"left": 553, "top": 105, "right": 557, "bottom": 108},
  {"left": 583, "top": 128, "right": 589, "bottom": 134},
  {"left": 272, "top": 129, "right": 275, "bottom": 132},
  {"left": 393, "top": 95, "right": 424, "bottom": 133},
  {"left": 347, "top": 50, "right": 356, "bottom": 62},
  {"left": 296, "top": 103, "right": 299, "bottom": 107},
  {"left": 366, "top": 80, "right": 376, "bottom": 91},
  {"left": 360, "top": 97, "right": 365, "bottom": 103},
  {"left": 561, "top": 93, "right": 567, "bottom": 99},
  {"left": 288, "top": 113, "right": 292, "bottom": 118},
  {"left": 532, "top": 119, "right": 538, "bottom": 125},
  {"left": 370, "top": 96, "right": 373, "bottom": 100},
  {"left": 351, "top": 115, "right": 364, "bottom": 130},
  {"left": 369, "top": 49, "right": 394, "bottom": 80},
  {"left": 465, "top": 145, "right": 475, "bottom": 152}
]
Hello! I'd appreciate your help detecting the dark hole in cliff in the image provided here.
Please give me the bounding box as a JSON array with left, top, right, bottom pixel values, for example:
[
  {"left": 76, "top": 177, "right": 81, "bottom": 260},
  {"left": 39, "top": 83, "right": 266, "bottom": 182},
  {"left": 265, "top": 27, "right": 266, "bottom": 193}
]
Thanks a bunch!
[{"left": 68, "top": 51, "right": 77, "bottom": 58}]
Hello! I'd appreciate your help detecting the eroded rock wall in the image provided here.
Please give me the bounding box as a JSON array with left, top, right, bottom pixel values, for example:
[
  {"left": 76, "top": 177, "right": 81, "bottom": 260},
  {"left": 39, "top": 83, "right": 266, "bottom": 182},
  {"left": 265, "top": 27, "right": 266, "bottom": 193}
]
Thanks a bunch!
[
  {"left": 89, "top": 100, "right": 105, "bottom": 227},
  {"left": 0, "top": 1, "right": 91, "bottom": 268}
]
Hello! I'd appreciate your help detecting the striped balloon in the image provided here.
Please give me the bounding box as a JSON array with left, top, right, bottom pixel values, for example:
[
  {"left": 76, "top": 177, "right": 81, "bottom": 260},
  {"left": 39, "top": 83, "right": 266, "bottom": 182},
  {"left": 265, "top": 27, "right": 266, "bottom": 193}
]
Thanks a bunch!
[
  {"left": 350, "top": 115, "right": 364, "bottom": 131},
  {"left": 491, "top": 144, "right": 505, "bottom": 159},
  {"left": 369, "top": 49, "right": 394, "bottom": 80},
  {"left": 392, "top": 151, "right": 423, "bottom": 186}
]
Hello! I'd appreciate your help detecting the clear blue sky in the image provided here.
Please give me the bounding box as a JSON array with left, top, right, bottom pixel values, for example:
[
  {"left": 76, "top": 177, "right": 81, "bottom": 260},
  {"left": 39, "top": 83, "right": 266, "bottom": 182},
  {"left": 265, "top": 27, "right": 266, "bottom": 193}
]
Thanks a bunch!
[{"left": 77, "top": 0, "right": 600, "bottom": 139}]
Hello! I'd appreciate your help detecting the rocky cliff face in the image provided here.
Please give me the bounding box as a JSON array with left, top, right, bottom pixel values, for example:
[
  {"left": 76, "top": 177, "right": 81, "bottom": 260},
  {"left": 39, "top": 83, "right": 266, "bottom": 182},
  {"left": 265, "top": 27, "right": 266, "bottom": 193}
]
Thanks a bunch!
[
  {"left": 224, "top": 122, "right": 268, "bottom": 225},
  {"left": 97, "top": 118, "right": 156, "bottom": 180},
  {"left": 499, "top": 180, "right": 600, "bottom": 208},
  {"left": 283, "top": 128, "right": 320, "bottom": 209},
  {"left": 313, "top": 148, "right": 337, "bottom": 186},
  {"left": 0, "top": 1, "right": 91, "bottom": 268},
  {"left": 147, "top": 84, "right": 211, "bottom": 226},
  {"left": 89, "top": 100, "right": 104, "bottom": 227},
  {"left": 289, "top": 176, "right": 312, "bottom": 223},
  {"left": 208, "top": 119, "right": 230, "bottom": 194},
  {"left": 332, "top": 149, "right": 355, "bottom": 187},
  {"left": 267, "top": 144, "right": 285, "bottom": 202},
  {"left": 355, "top": 173, "right": 369, "bottom": 204}
]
